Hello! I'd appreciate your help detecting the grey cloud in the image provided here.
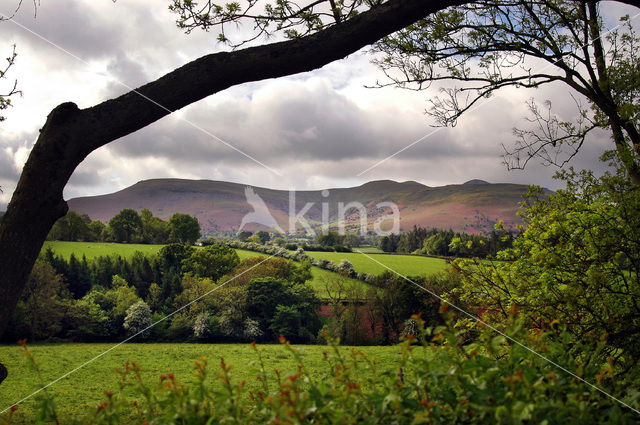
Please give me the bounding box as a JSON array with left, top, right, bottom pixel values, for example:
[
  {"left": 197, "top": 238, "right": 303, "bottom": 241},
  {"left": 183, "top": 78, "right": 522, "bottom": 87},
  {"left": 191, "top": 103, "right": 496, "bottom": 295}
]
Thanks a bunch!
[
  {"left": 107, "top": 79, "right": 500, "bottom": 169},
  {"left": 3, "top": 1, "right": 123, "bottom": 59},
  {"left": 0, "top": 149, "right": 18, "bottom": 180}
]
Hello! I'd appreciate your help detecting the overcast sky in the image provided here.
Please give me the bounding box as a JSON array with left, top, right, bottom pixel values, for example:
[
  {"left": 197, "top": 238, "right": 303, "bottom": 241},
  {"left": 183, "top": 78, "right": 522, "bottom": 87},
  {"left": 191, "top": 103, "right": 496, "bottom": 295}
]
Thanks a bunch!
[{"left": 0, "top": 0, "right": 637, "bottom": 209}]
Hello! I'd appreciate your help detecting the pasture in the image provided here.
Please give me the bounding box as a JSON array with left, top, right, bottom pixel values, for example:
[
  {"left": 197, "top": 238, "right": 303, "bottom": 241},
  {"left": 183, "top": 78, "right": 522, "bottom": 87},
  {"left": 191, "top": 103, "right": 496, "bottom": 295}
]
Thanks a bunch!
[
  {"left": 0, "top": 342, "right": 406, "bottom": 423},
  {"left": 41, "top": 241, "right": 163, "bottom": 259},
  {"left": 304, "top": 250, "right": 448, "bottom": 277},
  {"left": 40, "top": 242, "right": 370, "bottom": 297}
]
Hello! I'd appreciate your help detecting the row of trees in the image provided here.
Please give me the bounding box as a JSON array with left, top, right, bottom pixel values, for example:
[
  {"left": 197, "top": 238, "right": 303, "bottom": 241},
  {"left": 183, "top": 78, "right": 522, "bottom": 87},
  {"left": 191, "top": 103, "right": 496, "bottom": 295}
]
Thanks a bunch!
[
  {"left": 378, "top": 225, "right": 514, "bottom": 258},
  {"left": 237, "top": 229, "right": 364, "bottom": 249},
  {"left": 7, "top": 238, "right": 451, "bottom": 346},
  {"left": 5, "top": 243, "right": 326, "bottom": 343},
  {"left": 47, "top": 209, "right": 201, "bottom": 244}
]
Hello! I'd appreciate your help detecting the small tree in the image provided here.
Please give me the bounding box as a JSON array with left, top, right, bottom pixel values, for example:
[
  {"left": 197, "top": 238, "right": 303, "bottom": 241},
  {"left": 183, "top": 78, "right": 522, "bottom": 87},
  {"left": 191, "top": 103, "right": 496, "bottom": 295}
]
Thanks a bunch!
[
  {"left": 123, "top": 301, "right": 152, "bottom": 335},
  {"left": 256, "top": 230, "right": 271, "bottom": 244},
  {"left": 108, "top": 209, "right": 142, "bottom": 243},
  {"left": 182, "top": 244, "right": 240, "bottom": 281},
  {"left": 169, "top": 213, "right": 200, "bottom": 245},
  {"left": 193, "top": 312, "right": 212, "bottom": 339}
]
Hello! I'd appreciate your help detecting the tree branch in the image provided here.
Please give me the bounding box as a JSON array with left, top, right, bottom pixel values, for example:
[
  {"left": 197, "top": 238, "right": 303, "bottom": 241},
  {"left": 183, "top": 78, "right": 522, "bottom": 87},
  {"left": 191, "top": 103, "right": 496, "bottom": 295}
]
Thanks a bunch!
[{"left": 0, "top": 0, "right": 472, "bottom": 339}]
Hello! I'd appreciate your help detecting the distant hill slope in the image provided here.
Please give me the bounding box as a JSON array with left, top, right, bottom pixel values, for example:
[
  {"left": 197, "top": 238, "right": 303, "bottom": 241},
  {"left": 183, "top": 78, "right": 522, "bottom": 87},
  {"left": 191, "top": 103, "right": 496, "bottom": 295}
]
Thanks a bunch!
[{"left": 68, "top": 179, "right": 532, "bottom": 235}]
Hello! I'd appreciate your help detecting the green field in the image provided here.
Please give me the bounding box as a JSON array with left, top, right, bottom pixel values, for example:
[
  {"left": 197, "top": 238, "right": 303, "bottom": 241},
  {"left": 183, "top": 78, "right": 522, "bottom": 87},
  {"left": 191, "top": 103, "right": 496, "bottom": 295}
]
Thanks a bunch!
[
  {"left": 41, "top": 242, "right": 369, "bottom": 297},
  {"left": 305, "top": 251, "right": 448, "bottom": 277},
  {"left": 234, "top": 249, "right": 368, "bottom": 295},
  {"left": 41, "top": 242, "right": 447, "bottom": 279},
  {"left": 42, "top": 241, "right": 163, "bottom": 259},
  {"left": 0, "top": 342, "right": 405, "bottom": 423}
]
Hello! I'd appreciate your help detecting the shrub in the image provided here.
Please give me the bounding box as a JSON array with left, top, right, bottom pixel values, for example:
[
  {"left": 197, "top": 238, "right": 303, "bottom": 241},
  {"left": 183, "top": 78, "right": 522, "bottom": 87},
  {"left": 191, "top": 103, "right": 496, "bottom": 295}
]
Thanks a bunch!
[
  {"left": 333, "top": 244, "right": 353, "bottom": 253},
  {"left": 193, "top": 312, "right": 212, "bottom": 339},
  {"left": 182, "top": 244, "right": 240, "bottom": 281},
  {"left": 123, "top": 301, "right": 152, "bottom": 336}
]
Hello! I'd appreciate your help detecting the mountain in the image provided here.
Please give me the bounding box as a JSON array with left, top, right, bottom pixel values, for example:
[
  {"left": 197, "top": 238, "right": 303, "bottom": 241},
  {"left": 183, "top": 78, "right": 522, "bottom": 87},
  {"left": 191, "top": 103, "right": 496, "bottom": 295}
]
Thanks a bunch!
[{"left": 67, "top": 179, "right": 532, "bottom": 235}]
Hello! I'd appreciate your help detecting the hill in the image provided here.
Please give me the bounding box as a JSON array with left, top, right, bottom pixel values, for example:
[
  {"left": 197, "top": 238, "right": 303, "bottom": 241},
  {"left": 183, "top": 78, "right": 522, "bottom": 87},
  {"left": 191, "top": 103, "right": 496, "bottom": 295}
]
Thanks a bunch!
[{"left": 68, "top": 179, "right": 531, "bottom": 235}]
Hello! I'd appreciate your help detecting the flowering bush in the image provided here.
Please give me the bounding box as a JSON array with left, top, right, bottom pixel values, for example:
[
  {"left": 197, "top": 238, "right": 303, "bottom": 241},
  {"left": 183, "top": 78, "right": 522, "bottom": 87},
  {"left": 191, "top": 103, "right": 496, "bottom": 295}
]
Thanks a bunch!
[{"left": 123, "top": 301, "right": 151, "bottom": 336}]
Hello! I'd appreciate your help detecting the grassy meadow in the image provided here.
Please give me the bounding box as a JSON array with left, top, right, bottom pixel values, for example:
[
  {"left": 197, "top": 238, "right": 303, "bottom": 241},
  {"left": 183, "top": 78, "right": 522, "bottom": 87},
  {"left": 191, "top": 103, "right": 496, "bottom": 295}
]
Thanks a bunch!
[
  {"left": 41, "top": 241, "right": 164, "bottom": 259},
  {"left": 0, "top": 342, "right": 407, "bottom": 423},
  {"left": 40, "top": 242, "right": 370, "bottom": 297},
  {"left": 304, "top": 250, "right": 448, "bottom": 277},
  {"left": 41, "top": 242, "right": 448, "bottom": 279}
]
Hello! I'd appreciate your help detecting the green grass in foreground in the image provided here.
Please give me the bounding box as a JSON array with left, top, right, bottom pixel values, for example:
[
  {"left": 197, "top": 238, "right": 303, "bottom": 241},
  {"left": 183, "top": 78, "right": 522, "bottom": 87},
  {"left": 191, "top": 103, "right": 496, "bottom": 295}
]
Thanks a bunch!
[
  {"left": 0, "top": 343, "right": 404, "bottom": 423},
  {"left": 305, "top": 251, "right": 448, "bottom": 277}
]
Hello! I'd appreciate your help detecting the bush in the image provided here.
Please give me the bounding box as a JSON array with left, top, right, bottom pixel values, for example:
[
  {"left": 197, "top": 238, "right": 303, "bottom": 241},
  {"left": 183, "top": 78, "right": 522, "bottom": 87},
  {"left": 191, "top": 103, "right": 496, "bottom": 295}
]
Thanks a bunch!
[
  {"left": 182, "top": 244, "right": 240, "bottom": 281},
  {"left": 455, "top": 168, "right": 640, "bottom": 363},
  {"left": 301, "top": 244, "right": 335, "bottom": 252},
  {"left": 333, "top": 244, "right": 353, "bottom": 253},
  {"left": 123, "top": 301, "right": 152, "bottom": 336}
]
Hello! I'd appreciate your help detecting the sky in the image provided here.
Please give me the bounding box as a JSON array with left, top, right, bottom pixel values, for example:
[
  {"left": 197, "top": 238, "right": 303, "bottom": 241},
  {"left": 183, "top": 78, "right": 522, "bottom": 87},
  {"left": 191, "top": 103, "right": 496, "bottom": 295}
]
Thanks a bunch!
[{"left": 0, "top": 0, "right": 637, "bottom": 209}]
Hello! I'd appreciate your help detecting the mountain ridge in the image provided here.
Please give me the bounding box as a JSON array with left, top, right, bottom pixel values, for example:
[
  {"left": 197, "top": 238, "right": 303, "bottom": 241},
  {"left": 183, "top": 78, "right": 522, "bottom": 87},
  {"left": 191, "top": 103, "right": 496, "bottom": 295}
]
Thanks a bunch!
[{"left": 67, "top": 178, "right": 532, "bottom": 235}]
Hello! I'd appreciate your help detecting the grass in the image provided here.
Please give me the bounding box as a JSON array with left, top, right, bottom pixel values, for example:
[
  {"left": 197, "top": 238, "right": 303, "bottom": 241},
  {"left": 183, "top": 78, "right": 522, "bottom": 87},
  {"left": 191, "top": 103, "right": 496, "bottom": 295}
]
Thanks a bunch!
[
  {"left": 41, "top": 242, "right": 369, "bottom": 297},
  {"left": 234, "top": 249, "right": 369, "bottom": 296},
  {"left": 41, "top": 243, "right": 447, "bottom": 280},
  {"left": 41, "top": 241, "right": 163, "bottom": 260},
  {"left": 304, "top": 251, "right": 448, "bottom": 277},
  {"left": 0, "top": 342, "right": 405, "bottom": 423}
]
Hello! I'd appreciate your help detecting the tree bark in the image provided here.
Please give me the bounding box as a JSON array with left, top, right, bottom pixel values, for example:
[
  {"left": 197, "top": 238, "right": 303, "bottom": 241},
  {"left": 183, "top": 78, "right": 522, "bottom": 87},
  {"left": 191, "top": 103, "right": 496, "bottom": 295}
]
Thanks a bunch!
[
  {"left": 0, "top": 0, "right": 473, "bottom": 339},
  {"left": 0, "top": 362, "right": 6, "bottom": 385}
]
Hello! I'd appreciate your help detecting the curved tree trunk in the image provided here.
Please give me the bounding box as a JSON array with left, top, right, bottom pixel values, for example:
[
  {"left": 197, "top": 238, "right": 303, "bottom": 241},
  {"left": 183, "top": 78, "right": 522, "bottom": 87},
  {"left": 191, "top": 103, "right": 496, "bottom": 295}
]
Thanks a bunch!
[
  {"left": 0, "top": 362, "right": 7, "bottom": 385},
  {"left": 0, "top": 0, "right": 471, "bottom": 340}
]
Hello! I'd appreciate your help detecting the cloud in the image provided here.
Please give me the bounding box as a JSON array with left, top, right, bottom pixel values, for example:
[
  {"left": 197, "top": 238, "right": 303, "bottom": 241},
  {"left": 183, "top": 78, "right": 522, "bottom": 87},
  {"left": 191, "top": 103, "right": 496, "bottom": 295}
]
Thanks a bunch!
[{"left": 0, "top": 0, "right": 629, "bottom": 209}]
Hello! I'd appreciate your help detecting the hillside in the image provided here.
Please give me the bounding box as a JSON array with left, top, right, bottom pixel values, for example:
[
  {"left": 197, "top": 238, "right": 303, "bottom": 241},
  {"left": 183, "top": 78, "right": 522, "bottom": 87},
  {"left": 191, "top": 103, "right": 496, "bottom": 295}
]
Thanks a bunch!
[{"left": 68, "top": 179, "right": 531, "bottom": 235}]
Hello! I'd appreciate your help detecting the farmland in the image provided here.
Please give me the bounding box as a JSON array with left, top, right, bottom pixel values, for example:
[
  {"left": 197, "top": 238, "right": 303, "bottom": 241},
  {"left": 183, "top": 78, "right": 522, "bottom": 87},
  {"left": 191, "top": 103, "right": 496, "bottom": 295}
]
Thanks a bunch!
[
  {"left": 41, "top": 241, "right": 163, "bottom": 260},
  {"left": 40, "top": 242, "right": 372, "bottom": 296},
  {"left": 304, "top": 250, "right": 448, "bottom": 276},
  {"left": 0, "top": 342, "right": 407, "bottom": 423}
]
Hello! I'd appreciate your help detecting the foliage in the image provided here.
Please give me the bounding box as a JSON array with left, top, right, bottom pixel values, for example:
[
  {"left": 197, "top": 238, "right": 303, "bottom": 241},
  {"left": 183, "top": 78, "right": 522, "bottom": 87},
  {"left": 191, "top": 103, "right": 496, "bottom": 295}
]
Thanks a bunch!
[
  {"left": 455, "top": 165, "right": 640, "bottom": 363},
  {"left": 48, "top": 209, "right": 201, "bottom": 245},
  {"left": 6, "top": 261, "right": 67, "bottom": 342},
  {"left": 374, "top": 1, "right": 640, "bottom": 183},
  {"left": 140, "top": 209, "right": 169, "bottom": 244},
  {"left": 169, "top": 0, "right": 363, "bottom": 47},
  {"left": 168, "top": 212, "right": 201, "bottom": 244},
  {"left": 380, "top": 226, "right": 513, "bottom": 258},
  {"left": 107, "top": 209, "right": 143, "bottom": 243},
  {"left": 182, "top": 243, "right": 240, "bottom": 281},
  {"left": 246, "top": 277, "right": 321, "bottom": 342},
  {"left": 123, "top": 301, "right": 152, "bottom": 336},
  {"left": 255, "top": 230, "right": 270, "bottom": 244},
  {"left": 46, "top": 211, "right": 94, "bottom": 242},
  {"left": 7, "top": 315, "right": 640, "bottom": 424}
]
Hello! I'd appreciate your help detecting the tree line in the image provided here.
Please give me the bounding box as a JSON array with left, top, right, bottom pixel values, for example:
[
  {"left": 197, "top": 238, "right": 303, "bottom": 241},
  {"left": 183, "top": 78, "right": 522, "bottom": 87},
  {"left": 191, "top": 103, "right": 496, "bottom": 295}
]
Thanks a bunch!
[
  {"left": 378, "top": 225, "right": 515, "bottom": 258},
  {"left": 47, "top": 209, "right": 201, "bottom": 245},
  {"left": 5, "top": 242, "right": 442, "bottom": 346}
]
